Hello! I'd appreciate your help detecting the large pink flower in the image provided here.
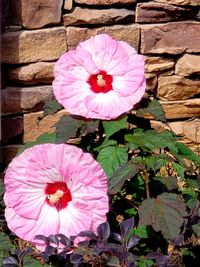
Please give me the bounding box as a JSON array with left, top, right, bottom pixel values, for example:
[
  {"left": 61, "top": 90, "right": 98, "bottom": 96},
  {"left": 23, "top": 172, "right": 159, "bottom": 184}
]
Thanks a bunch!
[
  {"left": 53, "top": 34, "right": 146, "bottom": 120},
  {"left": 4, "top": 144, "right": 108, "bottom": 250}
]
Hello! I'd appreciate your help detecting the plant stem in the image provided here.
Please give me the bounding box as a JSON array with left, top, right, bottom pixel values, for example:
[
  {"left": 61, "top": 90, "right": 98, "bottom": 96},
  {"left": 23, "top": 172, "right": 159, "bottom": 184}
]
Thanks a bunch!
[{"left": 144, "top": 169, "right": 150, "bottom": 199}]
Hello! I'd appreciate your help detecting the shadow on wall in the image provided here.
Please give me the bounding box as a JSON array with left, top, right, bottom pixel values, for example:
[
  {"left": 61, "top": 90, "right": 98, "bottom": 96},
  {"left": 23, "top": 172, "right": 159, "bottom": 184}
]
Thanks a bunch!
[{"left": 1, "top": 0, "right": 22, "bottom": 170}]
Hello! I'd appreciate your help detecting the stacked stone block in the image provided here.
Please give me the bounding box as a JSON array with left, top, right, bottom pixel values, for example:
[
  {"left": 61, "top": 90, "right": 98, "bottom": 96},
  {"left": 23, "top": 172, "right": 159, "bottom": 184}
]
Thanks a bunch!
[{"left": 1, "top": 0, "right": 200, "bottom": 167}]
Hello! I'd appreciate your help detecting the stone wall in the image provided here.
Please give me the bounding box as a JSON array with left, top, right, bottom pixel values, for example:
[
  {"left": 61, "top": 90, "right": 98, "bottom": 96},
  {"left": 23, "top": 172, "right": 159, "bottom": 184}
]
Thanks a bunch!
[{"left": 1, "top": 0, "right": 200, "bottom": 167}]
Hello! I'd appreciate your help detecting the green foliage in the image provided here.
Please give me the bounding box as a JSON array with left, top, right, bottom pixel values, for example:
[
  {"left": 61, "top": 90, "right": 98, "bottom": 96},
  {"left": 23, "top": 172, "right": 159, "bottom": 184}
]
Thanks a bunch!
[
  {"left": 103, "top": 116, "right": 127, "bottom": 138},
  {"left": 43, "top": 99, "right": 63, "bottom": 116},
  {"left": 138, "top": 193, "right": 187, "bottom": 239},
  {"left": 136, "top": 99, "right": 166, "bottom": 122},
  {"left": 18, "top": 132, "right": 56, "bottom": 155},
  {"left": 97, "top": 145, "right": 128, "bottom": 177},
  {"left": 54, "top": 114, "right": 98, "bottom": 144}
]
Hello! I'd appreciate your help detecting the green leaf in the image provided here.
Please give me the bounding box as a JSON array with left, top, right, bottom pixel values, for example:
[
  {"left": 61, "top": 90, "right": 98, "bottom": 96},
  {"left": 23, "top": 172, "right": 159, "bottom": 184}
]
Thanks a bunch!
[
  {"left": 0, "top": 232, "right": 15, "bottom": 253},
  {"left": 97, "top": 146, "right": 128, "bottom": 177},
  {"left": 23, "top": 256, "right": 47, "bottom": 267},
  {"left": 17, "top": 132, "right": 56, "bottom": 155},
  {"left": 154, "top": 176, "right": 178, "bottom": 191},
  {"left": 103, "top": 116, "right": 127, "bottom": 138},
  {"left": 173, "top": 163, "right": 185, "bottom": 179},
  {"left": 125, "top": 129, "right": 178, "bottom": 154},
  {"left": 176, "top": 142, "right": 200, "bottom": 163},
  {"left": 138, "top": 193, "right": 187, "bottom": 239},
  {"left": 137, "top": 99, "right": 166, "bottom": 122},
  {"left": 43, "top": 99, "right": 63, "bottom": 116},
  {"left": 109, "top": 162, "right": 143, "bottom": 194},
  {"left": 192, "top": 224, "right": 200, "bottom": 237},
  {"left": 132, "top": 225, "right": 155, "bottom": 239},
  {"left": 145, "top": 156, "right": 168, "bottom": 172},
  {"left": 106, "top": 255, "right": 120, "bottom": 267},
  {"left": 54, "top": 115, "right": 83, "bottom": 143}
]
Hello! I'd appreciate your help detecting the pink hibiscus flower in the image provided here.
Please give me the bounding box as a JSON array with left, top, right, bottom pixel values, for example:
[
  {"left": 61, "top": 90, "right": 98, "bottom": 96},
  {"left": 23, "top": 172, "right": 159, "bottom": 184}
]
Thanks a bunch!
[
  {"left": 4, "top": 144, "right": 108, "bottom": 251},
  {"left": 53, "top": 34, "right": 146, "bottom": 120}
]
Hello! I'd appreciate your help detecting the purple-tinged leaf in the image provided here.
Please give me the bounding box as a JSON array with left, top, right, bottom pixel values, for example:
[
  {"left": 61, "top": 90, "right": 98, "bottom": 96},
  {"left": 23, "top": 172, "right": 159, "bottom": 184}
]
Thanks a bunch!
[
  {"left": 110, "top": 232, "right": 122, "bottom": 242},
  {"left": 70, "top": 253, "right": 83, "bottom": 264},
  {"left": 120, "top": 218, "right": 135, "bottom": 240},
  {"left": 97, "top": 222, "right": 110, "bottom": 241},
  {"left": 48, "top": 235, "right": 59, "bottom": 245},
  {"left": 106, "top": 255, "right": 120, "bottom": 266},
  {"left": 56, "top": 234, "right": 72, "bottom": 246},
  {"left": 156, "top": 255, "right": 169, "bottom": 266},
  {"left": 78, "top": 230, "right": 97, "bottom": 240},
  {"left": 22, "top": 247, "right": 33, "bottom": 257},
  {"left": 3, "top": 256, "right": 19, "bottom": 266},
  {"left": 77, "top": 240, "right": 90, "bottom": 247},
  {"left": 138, "top": 193, "right": 187, "bottom": 239},
  {"left": 34, "top": 235, "right": 48, "bottom": 243},
  {"left": 169, "top": 234, "right": 184, "bottom": 246},
  {"left": 126, "top": 236, "right": 140, "bottom": 250},
  {"left": 44, "top": 245, "right": 57, "bottom": 255}
]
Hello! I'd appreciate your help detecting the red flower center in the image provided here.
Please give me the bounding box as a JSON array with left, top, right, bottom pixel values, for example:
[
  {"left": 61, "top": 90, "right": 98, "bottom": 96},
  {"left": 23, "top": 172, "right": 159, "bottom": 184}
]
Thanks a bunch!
[
  {"left": 45, "top": 182, "right": 72, "bottom": 211},
  {"left": 87, "top": 70, "right": 113, "bottom": 93}
]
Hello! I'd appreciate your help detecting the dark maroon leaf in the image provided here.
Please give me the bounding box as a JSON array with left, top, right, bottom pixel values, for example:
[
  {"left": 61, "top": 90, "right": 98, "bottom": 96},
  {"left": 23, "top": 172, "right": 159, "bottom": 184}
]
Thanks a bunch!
[
  {"left": 48, "top": 235, "right": 59, "bottom": 245},
  {"left": 78, "top": 230, "right": 97, "bottom": 240},
  {"left": 126, "top": 236, "right": 140, "bottom": 250},
  {"left": 70, "top": 253, "right": 83, "bottom": 264},
  {"left": 97, "top": 222, "right": 110, "bottom": 241},
  {"left": 3, "top": 256, "right": 19, "bottom": 267},
  {"left": 139, "top": 193, "right": 187, "bottom": 239},
  {"left": 44, "top": 245, "right": 57, "bottom": 255},
  {"left": 56, "top": 234, "right": 72, "bottom": 246},
  {"left": 120, "top": 218, "right": 135, "bottom": 240},
  {"left": 34, "top": 235, "right": 48, "bottom": 243},
  {"left": 110, "top": 232, "right": 122, "bottom": 242}
]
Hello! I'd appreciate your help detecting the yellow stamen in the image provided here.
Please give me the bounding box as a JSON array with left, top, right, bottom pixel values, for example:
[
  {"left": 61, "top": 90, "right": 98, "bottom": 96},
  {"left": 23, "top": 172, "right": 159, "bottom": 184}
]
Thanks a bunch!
[
  {"left": 97, "top": 74, "right": 106, "bottom": 87},
  {"left": 47, "top": 190, "right": 63, "bottom": 204}
]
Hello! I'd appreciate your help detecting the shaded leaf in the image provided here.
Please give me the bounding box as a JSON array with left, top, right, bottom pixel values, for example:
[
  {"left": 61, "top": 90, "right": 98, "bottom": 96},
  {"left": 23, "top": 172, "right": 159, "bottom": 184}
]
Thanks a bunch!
[
  {"left": 103, "top": 116, "right": 127, "bottom": 138},
  {"left": 173, "top": 163, "right": 185, "bottom": 179},
  {"left": 120, "top": 218, "right": 135, "bottom": 240},
  {"left": 109, "top": 162, "right": 142, "bottom": 194},
  {"left": 47, "top": 235, "right": 59, "bottom": 245},
  {"left": 176, "top": 142, "right": 200, "bottom": 163},
  {"left": 137, "top": 99, "right": 166, "bottom": 122},
  {"left": 54, "top": 115, "right": 83, "bottom": 143},
  {"left": 34, "top": 235, "right": 48, "bottom": 243},
  {"left": 18, "top": 132, "right": 56, "bottom": 155},
  {"left": 3, "top": 256, "right": 18, "bottom": 267},
  {"left": 44, "top": 245, "right": 57, "bottom": 255},
  {"left": 126, "top": 236, "right": 140, "bottom": 250},
  {"left": 56, "top": 234, "right": 72, "bottom": 246},
  {"left": 97, "top": 222, "right": 110, "bottom": 241},
  {"left": 106, "top": 255, "right": 120, "bottom": 266},
  {"left": 138, "top": 193, "right": 187, "bottom": 239},
  {"left": 44, "top": 99, "right": 63, "bottom": 116},
  {"left": 97, "top": 145, "right": 128, "bottom": 177},
  {"left": 192, "top": 224, "right": 200, "bottom": 237},
  {"left": 154, "top": 176, "right": 178, "bottom": 191},
  {"left": 78, "top": 230, "right": 97, "bottom": 240},
  {"left": 70, "top": 253, "right": 83, "bottom": 264}
]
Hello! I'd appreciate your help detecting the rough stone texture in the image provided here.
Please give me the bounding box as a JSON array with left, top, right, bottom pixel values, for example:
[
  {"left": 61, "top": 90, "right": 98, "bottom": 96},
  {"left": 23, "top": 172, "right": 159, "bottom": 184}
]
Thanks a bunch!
[
  {"left": 154, "top": 0, "right": 200, "bottom": 6},
  {"left": 64, "top": 0, "right": 73, "bottom": 10},
  {"left": 1, "top": 27, "right": 67, "bottom": 64},
  {"left": 151, "top": 119, "right": 200, "bottom": 154},
  {"left": 157, "top": 76, "right": 200, "bottom": 101},
  {"left": 141, "top": 22, "right": 200, "bottom": 54},
  {"left": 2, "top": 116, "right": 23, "bottom": 143},
  {"left": 136, "top": 2, "right": 194, "bottom": 23},
  {"left": 8, "top": 62, "right": 55, "bottom": 85},
  {"left": 75, "top": 0, "right": 135, "bottom": 5},
  {"left": 145, "top": 56, "right": 174, "bottom": 73},
  {"left": 66, "top": 25, "right": 140, "bottom": 51},
  {"left": 1, "top": 86, "right": 53, "bottom": 115},
  {"left": 24, "top": 110, "right": 66, "bottom": 143},
  {"left": 161, "top": 99, "right": 200, "bottom": 119},
  {"left": 145, "top": 75, "right": 157, "bottom": 91},
  {"left": 63, "top": 7, "right": 134, "bottom": 26},
  {"left": 175, "top": 54, "right": 200, "bottom": 77},
  {"left": 2, "top": 145, "right": 22, "bottom": 167},
  {"left": 9, "top": 0, "right": 63, "bottom": 29}
]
